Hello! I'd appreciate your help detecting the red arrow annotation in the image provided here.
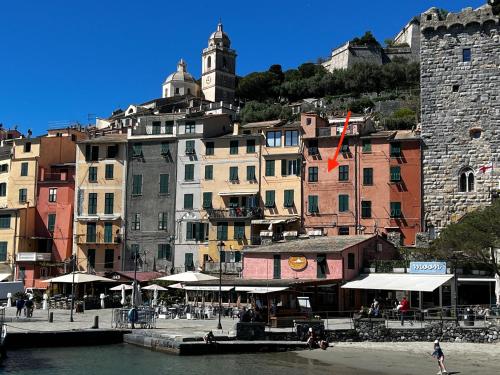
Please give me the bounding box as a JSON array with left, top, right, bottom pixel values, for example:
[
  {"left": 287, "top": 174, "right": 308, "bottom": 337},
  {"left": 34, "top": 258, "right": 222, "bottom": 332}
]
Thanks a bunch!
[{"left": 327, "top": 111, "right": 352, "bottom": 172}]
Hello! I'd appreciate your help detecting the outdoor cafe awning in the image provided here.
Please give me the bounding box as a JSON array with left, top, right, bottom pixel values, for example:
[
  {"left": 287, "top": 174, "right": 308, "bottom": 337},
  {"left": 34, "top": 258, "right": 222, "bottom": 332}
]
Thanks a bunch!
[
  {"left": 235, "top": 286, "right": 289, "bottom": 294},
  {"left": 341, "top": 273, "right": 454, "bottom": 292}
]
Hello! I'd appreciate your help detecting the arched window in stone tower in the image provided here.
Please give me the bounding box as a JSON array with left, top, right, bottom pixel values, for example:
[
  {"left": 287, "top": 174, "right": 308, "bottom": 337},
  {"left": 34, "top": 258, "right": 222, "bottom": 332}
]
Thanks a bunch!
[
  {"left": 207, "top": 56, "right": 212, "bottom": 70},
  {"left": 458, "top": 167, "right": 474, "bottom": 192}
]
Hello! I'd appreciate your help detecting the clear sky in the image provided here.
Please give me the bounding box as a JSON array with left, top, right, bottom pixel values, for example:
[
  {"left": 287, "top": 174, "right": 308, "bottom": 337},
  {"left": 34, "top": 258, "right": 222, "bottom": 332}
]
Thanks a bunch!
[{"left": 0, "top": 0, "right": 485, "bottom": 135}]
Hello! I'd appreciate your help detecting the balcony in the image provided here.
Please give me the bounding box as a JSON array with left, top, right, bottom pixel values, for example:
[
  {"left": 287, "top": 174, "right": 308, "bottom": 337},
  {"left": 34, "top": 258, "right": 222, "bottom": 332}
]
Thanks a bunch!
[
  {"left": 39, "top": 170, "right": 74, "bottom": 183},
  {"left": 76, "top": 233, "right": 121, "bottom": 245},
  {"left": 16, "top": 252, "right": 52, "bottom": 262},
  {"left": 204, "top": 262, "right": 242, "bottom": 275},
  {"left": 207, "top": 207, "right": 262, "bottom": 220}
]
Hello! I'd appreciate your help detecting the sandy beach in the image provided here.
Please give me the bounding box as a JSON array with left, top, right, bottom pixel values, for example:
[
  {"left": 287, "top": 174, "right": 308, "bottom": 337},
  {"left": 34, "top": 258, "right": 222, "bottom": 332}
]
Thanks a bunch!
[{"left": 296, "top": 342, "right": 500, "bottom": 374}]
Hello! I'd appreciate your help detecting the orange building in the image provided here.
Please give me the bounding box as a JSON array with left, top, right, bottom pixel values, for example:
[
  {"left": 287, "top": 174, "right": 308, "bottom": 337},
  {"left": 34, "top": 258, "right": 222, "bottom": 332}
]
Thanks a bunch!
[{"left": 301, "top": 113, "right": 422, "bottom": 246}]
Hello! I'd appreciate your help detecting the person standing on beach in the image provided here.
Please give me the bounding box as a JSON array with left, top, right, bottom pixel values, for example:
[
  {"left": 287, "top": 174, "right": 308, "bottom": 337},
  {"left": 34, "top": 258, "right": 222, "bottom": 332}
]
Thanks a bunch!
[{"left": 432, "top": 339, "right": 448, "bottom": 374}]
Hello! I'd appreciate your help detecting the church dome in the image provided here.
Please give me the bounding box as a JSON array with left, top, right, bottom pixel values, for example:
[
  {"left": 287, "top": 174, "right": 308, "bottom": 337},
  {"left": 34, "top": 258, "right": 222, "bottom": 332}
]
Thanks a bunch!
[
  {"left": 208, "top": 22, "right": 231, "bottom": 48},
  {"left": 164, "top": 59, "right": 196, "bottom": 84}
]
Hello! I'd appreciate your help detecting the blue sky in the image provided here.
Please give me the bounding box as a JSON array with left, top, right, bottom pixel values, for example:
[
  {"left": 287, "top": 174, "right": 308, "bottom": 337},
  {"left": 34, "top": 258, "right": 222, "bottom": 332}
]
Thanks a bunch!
[{"left": 0, "top": 0, "right": 485, "bottom": 135}]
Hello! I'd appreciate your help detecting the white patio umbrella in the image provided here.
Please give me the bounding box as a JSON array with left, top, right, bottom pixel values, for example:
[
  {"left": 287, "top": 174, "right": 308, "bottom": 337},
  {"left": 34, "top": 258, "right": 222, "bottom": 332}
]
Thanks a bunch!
[
  {"left": 41, "top": 272, "right": 114, "bottom": 284},
  {"left": 495, "top": 273, "right": 500, "bottom": 306},
  {"left": 131, "top": 281, "right": 143, "bottom": 307},
  {"left": 120, "top": 284, "right": 127, "bottom": 306},
  {"left": 142, "top": 284, "right": 168, "bottom": 307},
  {"left": 156, "top": 271, "right": 217, "bottom": 282},
  {"left": 109, "top": 284, "right": 133, "bottom": 291}
]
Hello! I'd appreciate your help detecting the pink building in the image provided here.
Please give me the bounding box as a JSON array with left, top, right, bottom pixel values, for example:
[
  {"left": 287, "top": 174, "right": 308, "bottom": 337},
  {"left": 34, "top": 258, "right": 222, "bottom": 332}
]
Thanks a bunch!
[{"left": 242, "top": 235, "right": 397, "bottom": 311}]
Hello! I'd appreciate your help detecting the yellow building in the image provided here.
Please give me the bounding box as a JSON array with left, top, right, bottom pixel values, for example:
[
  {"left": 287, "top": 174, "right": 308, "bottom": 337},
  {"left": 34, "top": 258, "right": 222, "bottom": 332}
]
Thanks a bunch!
[
  {"left": 74, "top": 134, "right": 127, "bottom": 273},
  {"left": 241, "top": 120, "right": 302, "bottom": 245},
  {"left": 0, "top": 144, "right": 14, "bottom": 279},
  {"left": 200, "top": 126, "right": 262, "bottom": 273}
]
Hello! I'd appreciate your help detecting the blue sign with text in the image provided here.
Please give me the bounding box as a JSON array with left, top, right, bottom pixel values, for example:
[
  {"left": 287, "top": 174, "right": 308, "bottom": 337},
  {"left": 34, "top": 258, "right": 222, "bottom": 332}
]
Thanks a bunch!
[{"left": 409, "top": 261, "right": 447, "bottom": 274}]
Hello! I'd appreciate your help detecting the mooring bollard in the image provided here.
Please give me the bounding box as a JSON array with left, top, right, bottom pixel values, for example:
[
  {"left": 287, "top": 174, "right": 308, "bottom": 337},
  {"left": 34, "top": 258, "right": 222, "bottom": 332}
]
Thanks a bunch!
[
  {"left": 91, "top": 315, "right": 99, "bottom": 329},
  {"left": 49, "top": 312, "right": 54, "bottom": 323}
]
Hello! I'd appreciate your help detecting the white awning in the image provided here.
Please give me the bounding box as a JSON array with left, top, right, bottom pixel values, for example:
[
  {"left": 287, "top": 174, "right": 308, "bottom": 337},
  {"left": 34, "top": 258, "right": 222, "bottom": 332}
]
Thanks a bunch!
[
  {"left": 458, "top": 278, "right": 496, "bottom": 282},
  {"left": 0, "top": 273, "right": 11, "bottom": 281},
  {"left": 235, "top": 286, "right": 288, "bottom": 294},
  {"left": 183, "top": 285, "right": 234, "bottom": 292},
  {"left": 218, "top": 190, "right": 258, "bottom": 196},
  {"left": 341, "top": 273, "right": 454, "bottom": 292}
]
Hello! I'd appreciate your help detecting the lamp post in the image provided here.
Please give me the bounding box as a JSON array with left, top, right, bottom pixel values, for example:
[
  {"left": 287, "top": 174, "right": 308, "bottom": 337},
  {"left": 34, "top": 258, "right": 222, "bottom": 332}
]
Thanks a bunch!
[
  {"left": 217, "top": 240, "right": 225, "bottom": 330},
  {"left": 69, "top": 255, "right": 76, "bottom": 322},
  {"left": 451, "top": 253, "right": 460, "bottom": 325}
]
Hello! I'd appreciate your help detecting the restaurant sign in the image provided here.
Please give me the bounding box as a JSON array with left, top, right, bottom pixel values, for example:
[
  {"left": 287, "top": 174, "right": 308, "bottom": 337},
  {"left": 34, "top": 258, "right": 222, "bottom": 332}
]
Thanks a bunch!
[
  {"left": 288, "top": 255, "right": 307, "bottom": 271},
  {"left": 409, "top": 261, "right": 447, "bottom": 274}
]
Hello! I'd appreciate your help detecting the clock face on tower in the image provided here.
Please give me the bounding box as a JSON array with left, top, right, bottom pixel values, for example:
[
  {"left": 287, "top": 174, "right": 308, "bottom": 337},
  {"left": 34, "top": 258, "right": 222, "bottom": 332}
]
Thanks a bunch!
[{"left": 205, "top": 76, "right": 211, "bottom": 84}]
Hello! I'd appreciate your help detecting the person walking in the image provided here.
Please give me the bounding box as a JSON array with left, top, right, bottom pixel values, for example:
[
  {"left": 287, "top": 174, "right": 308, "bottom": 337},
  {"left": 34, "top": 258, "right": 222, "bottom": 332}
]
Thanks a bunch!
[
  {"left": 399, "top": 296, "right": 412, "bottom": 326},
  {"left": 15, "top": 298, "right": 25, "bottom": 318},
  {"left": 431, "top": 339, "right": 448, "bottom": 374}
]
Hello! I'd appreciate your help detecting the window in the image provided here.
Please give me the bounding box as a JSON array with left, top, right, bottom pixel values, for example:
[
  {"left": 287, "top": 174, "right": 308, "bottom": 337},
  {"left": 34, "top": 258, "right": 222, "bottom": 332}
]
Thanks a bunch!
[
  {"left": 285, "top": 130, "right": 299, "bottom": 146},
  {"left": 89, "top": 167, "right": 97, "bottom": 182},
  {"left": 265, "top": 191, "right": 275, "bottom": 208},
  {"left": 266, "top": 131, "right": 282, "bottom": 147},
  {"left": 87, "top": 249, "right": 96, "bottom": 269},
  {"left": 185, "top": 164, "right": 194, "bottom": 181},
  {"left": 390, "top": 142, "right": 401, "bottom": 157},
  {"left": 185, "top": 121, "right": 196, "bottom": 133},
  {"left": 317, "top": 254, "right": 327, "bottom": 279},
  {"left": 452, "top": 84, "right": 460, "bottom": 92},
  {"left": 308, "top": 167, "right": 319, "bottom": 182},
  {"left": 217, "top": 222, "right": 228, "bottom": 240},
  {"left": 306, "top": 117, "right": 312, "bottom": 125},
  {"left": 362, "top": 139, "right": 372, "bottom": 153},
  {"left": 390, "top": 202, "right": 402, "bottom": 218},
  {"left": 234, "top": 222, "right": 245, "bottom": 240},
  {"left": 265, "top": 160, "right": 275, "bottom": 176},
  {"left": 184, "top": 194, "right": 193, "bottom": 209},
  {"left": 158, "top": 244, "right": 171, "bottom": 260},
  {"left": 19, "top": 188, "right": 27, "bottom": 203},
  {"left": 361, "top": 201, "right": 372, "bottom": 219},
  {"left": 88, "top": 193, "right": 97, "bottom": 215},
  {"left": 161, "top": 142, "right": 170, "bottom": 155},
  {"left": 0, "top": 183, "right": 5, "bottom": 197},
  {"left": 107, "top": 145, "right": 118, "bottom": 158},
  {"left": 0, "top": 215, "right": 11, "bottom": 229},
  {"left": 152, "top": 121, "right": 161, "bottom": 135},
  {"left": 104, "top": 222, "right": 113, "bottom": 243},
  {"left": 338, "top": 226, "right": 349, "bottom": 235},
  {"left": 185, "top": 140, "right": 195, "bottom": 154},
  {"left": 104, "top": 249, "right": 114, "bottom": 269},
  {"left": 20, "top": 162, "right": 28, "bottom": 176},
  {"left": 132, "top": 213, "right": 141, "bottom": 230},
  {"left": 340, "top": 143, "right": 350, "bottom": 153},
  {"left": 175, "top": 87, "right": 180, "bottom": 95},
  {"left": 86, "top": 222, "right": 96, "bottom": 243},
  {"left": 48, "top": 188, "right": 57, "bottom": 202},
  {"left": 284, "top": 190, "right": 294, "bottom": 208},
  {"left": 339, "top": 194, "right": 349, "bottom": 212},
  {"left": 229, "top": 166, "right": 239, "bottom": 181},
  {"left": 132, "top": 143, "right": 143, "bottom": 157},
  {"left": 281, "top": 159, "right": 300, "bottom": 176},
  {"left": 105, "top": 164, "right": 114, "bottom": 179},
  {"left": 339, "top": 166, "right": 349, "bottom": 181},
  {"left": 203, "top": 192, "right": 212, "bottom": 209},
  {"left": 205, "top": 142, "right": 214, "bottom": 155},
  {"left": 308, "top": 195, "right": 319, "bottom": 213},
  {"left": 85, "top": 145, "right": 99, "bottom": 161},
  {"left": 246, "top": 166, "right": 256, "bottom": 181},
  {"left": 459, "top": 167, "right": 475, "bottom": 192},
  {"left": 272, "top": 254, "right": 282, "bottom": 279},
  {"left": 230, "top": 140, "right": 239, "bottom": 155},
  {"left": 24, "top": 142, "right": 31, "bottom": 152},
  {"left": 0, "top": 164, "right": 8, "bottom": 173},
  {"left": 246, "top": 139, "right": 255, "bottom": 153},
  {"left": 185, "top": 253, "right": 194, "bottom": 271},
  {"left": 363, "top": 168, "right": 373, "bottom": 185},
  {"left": 47, "top": 214, "right": 56, "bottom": 232},
  {"left": 104, "top": 193, "right": 114, "bottom": 214},
  {"left": 463, "top": 48, "right": 471, "bottom": 62},
  {"left": 0, "top": 242, "right": 6, "bottom": 261},
  {"left": 159, "top": 174, "right": 169, "bottom": 194},
  {"left": 390, "top": 166, "right": 401, "bottom": 182},
  {"left": 205, "top": 165, "right": 213, "bottom": 180},
  {"left": 165, "top": 121, "right": 174, "bottom": 135},
  {"left": 186, "top": 222, "right": 207, "bottom": 241},
  {"left": 347, "top": 253, "right": 355, "bottom": 270},
  {"left": 158, "top": 212, "right": 167, "bottom": 230},
  {"left": 308, "top": 140, "right": 319, "bottom": 156},
  {"left": 130, "top": 244, "right": 140, "bottom": 259}
]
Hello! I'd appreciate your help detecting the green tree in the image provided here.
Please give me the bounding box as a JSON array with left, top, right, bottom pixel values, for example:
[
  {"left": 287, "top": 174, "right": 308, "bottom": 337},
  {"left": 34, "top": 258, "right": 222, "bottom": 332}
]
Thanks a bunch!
[
  {"left": 350, "top": 31, "right": 380, "bottom": 46},
  {"left": 431, "top": 200, "right": 500, "bottom": 277}
]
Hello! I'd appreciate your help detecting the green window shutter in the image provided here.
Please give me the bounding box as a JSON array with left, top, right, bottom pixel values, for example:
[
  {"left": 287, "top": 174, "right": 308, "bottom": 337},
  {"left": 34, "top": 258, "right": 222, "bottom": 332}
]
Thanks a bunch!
[
  {"left": 47, "top": 214, "right": 56, "bottom": 232},
  {"left": 105, "top": 164, "right": 114, "bottom": 179},
  {"left": 104, "top": 193, "right": 114, "bottom": 214},
  {"left": 339, "top": 165, "right": 349, "bottom": 181},
  {"left": 361, "top": 201, "right": 372, "bottom": 218},
  {"left": 158, "top": 213, "right": 167, "bottom": 230},
  {"left": 185, "top": 164, "right": 194, "bottom": 180},
  {"left": 362, "top": 139, "right": 372, "bottom": 153},
  {"left": 246, "top": 139, "right": 255, "bottom": 153},
  {"left": 390, "top": 142, "right": 401, "bottom": 157},
  {"left": 186, "top": 140, "right": 195, "bottom": 154},
  {"left": 246, "top": 166, "right": 256, "bottom": 181},
  {"left": 161, "top": 142, "right": 170, "bottom": 155},
  {"left": 284, "top": 190, "right": 294, "bottom": 207},
  {"left": 203, "top": 192, "right": 212, "bottom": 209},
  {"left": 273, "top": 255, "right": 281, "bottom": 279},
  {"left": 132, "top": 143, "right": 143, "bottom": 157},
  {"left": 363, "top": 168, "right": 373, "bottom": 185},
  {"left": 184, "top": 194, "right": 193, "bottom": 209},
  {"left": 186, "top": 223, "right": 193, "bottom": 240},
  {"left": 217, "top": 222, "right": 228, "bottom": 240},
  {"left": 132, "top": 175, "right": 142, "bottom": 195},
  {"left": 21, "top": 162, "right": 28, "bottom": 176},
  {"left": 0, "top": 242, "right": 6, "bottom": 262},
  {"left": 205, "top": 142, "right": 214, "bottom": 155},
  {"left": 230, "top": 140, "right": 239, "bottom": 155},
  {"left": 184, "top": 253, "right": 194, "bottom": 271},
  {"left": 234, "top": 222, "right": 245, "bottom": 240},
  {"left": 265, "top": 191, "right": 275, "bottom": 207},
  {"left": 0, "top": 183, "right": 6, "bottom": 197},
  {"left": 339, "top": 194, "right": 349, "bottom": 212},
  {"left": 86, "top": 223, "right": 96, "bottom": 243},
  {"left": 88, "top": 193, "right": 97, "bottom": 214},
  {"left": 89, "top": 167, "right": 97, "bottom": 182},
  {"left": 229, "top": 166, "right": 239, "bottom": 181},
  {"left": 152, "top": 121, "right": 161, "bottom": 134},
  {"left": 104, "top": 222, "right": 113, "bottom": 243},
  {"left": 390, "top": 166, "right": 401, "bottom": 182},
  {"left": 281, "top": 159, "right": 287, "bottom": 176},
  {"left": 205, "top": 165, "right": 213, "bottom": 180},
  {"left": 104, "top": 249, "right": 114, "bottom": 268},
  {"left": 265, "top": 160, "right": 275, "bottom": 176},
  {"left": 165, "top": 121, "right": 174, "bottom": 134},
  {"left": 308, "top": 195, "right": 318, "bottom": 213},
  {"left": 390, "top": 202, "right": 402, "bottom": 218},
  {"left": 0, "top": 215, "right": 11, "bottom": 229},
  {"left": 159, "top": 174, "right": 169, "bottom": 194},
  {"left": 317, "top": 254, "right": 327, "bottom": 278}
]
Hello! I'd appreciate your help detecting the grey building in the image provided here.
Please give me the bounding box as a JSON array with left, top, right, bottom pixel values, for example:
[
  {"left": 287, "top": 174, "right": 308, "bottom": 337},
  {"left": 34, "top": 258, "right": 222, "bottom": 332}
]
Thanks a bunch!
[
  {"left": 420, "top": 3, "right": 500, "bottom": 234},
  {"left": 124, "top": 115, "right": 178, "bottom": 273}
]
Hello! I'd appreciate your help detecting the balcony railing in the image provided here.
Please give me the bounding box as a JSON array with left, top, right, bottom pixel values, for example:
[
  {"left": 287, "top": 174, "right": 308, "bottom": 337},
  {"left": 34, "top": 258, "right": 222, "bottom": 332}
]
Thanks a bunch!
[
  {"left": 16, "top": 252, "right": 52, "bottom": 262},
  {"left": 76, "top": 233, "right": 121, "bottom": 245},
  {"left": 204, "top": 262, "right": 242, "bottom": 274},
  {"left": 39, "top": 172, "right": 74, "bottom": 183},
  {"left": 207, "top": 207, "right": 262, "bottom": 220}
]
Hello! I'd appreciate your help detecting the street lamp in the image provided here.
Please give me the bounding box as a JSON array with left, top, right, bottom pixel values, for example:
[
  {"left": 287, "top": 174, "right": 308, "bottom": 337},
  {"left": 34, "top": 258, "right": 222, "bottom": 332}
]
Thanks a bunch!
[
  {"left": 450, "top": 252, "right": 461, "bottom": 325},
  {"left": 217, "top": 240, "right": 225, "bottom": 330},
  {"left": 69, "top": 255, "right": 76, "bottom": 322}
]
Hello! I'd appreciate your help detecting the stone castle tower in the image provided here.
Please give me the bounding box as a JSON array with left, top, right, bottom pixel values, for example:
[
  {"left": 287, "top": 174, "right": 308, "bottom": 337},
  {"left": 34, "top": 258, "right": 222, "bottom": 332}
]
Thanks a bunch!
[
  {"left": 201, "top": 22, "right": 237, "bottom": 103},
  {"left": 420, "top": 2, "right": 500, "bottom": 235}
]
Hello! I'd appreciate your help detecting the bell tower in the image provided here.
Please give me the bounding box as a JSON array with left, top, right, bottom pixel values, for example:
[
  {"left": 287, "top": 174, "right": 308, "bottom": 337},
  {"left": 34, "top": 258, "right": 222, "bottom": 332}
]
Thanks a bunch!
[{"left": 201, "top": 22, "right": 236, "bottom": 103}]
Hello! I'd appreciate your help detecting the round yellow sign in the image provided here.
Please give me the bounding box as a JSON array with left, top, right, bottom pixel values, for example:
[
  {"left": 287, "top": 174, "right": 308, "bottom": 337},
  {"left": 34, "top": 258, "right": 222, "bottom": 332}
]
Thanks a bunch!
[{"left": 288, "top": 255, "right": 307, "bottom": 271}]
